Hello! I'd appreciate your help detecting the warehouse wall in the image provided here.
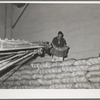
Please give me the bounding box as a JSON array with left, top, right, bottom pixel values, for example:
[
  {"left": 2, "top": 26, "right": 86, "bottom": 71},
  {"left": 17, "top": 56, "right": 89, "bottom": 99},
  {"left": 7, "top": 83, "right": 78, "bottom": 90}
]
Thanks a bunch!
[
  {"left": 0, "top": 4, "right": 6, "bottom": 39},
  {"left": 6, "top": 4, "right": 12, "bottom": 39},
  {"left": 0, "top": 4, "right": 12, "bottom": 39},
  {"left": 12, "top": 4, "right": 100, "bottom": 61}
]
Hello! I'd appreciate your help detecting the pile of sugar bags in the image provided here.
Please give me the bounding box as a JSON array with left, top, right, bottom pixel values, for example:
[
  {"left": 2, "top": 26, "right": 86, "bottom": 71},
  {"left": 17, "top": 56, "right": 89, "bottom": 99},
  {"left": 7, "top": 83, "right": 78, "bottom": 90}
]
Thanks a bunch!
[{"left": 0, "top": 57, "right": 100, "bottom": 89}]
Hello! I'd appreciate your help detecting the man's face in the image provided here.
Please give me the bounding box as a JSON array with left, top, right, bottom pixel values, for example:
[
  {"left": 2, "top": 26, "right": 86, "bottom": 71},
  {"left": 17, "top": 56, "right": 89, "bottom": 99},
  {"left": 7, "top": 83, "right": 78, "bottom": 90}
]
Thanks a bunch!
[{"left": 58, "top": 34, "right": 62, "bottom": 39}]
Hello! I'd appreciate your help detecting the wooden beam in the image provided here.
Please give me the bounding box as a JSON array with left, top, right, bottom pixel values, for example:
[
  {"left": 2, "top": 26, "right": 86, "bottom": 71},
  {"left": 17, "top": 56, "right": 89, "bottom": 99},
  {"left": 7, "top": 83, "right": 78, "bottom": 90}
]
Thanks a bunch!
[{"left": 12, "top": 3, "right": 29, "bottom": 29}]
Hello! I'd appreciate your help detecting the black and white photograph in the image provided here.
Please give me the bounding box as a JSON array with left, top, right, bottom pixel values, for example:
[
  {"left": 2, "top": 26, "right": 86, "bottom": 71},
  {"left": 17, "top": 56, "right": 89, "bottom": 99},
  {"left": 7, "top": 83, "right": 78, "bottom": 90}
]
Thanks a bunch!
[{"left": 0, "top": 2, "right": 100, "bottom": 90}]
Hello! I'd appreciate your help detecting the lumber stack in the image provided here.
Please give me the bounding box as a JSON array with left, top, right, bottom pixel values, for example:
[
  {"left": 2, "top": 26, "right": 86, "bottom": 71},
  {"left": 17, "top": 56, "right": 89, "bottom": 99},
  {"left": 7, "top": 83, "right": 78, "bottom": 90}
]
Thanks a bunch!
[{"left": 0, "top": 38, "right": 48, "bottom": 88}]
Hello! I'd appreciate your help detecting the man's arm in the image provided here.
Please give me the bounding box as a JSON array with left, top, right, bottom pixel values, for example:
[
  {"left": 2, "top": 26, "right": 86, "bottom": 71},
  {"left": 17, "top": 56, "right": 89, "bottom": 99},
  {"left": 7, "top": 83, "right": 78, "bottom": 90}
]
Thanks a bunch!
[
  {"left": 64, "top": 39, "right": 67, "bottom": 47},
  {"left": 51, "top": 38, "right": 59, "bottom": 50},
  {"left": 59, "top": 39, "right": 69, "bottom": 51}
]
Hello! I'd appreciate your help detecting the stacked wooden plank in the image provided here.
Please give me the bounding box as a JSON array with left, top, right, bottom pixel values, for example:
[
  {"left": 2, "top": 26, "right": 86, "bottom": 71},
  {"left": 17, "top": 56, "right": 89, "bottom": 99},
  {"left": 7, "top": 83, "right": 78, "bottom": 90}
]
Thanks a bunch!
[
  {"left": 1, "top": 57, "right": 100, "bottom": 89},
  {"left": 0, "top": 39, "right": 45, "bottom": 73},
  {"left": 0, "top": 38, "right": 48, "bottom": 88}
]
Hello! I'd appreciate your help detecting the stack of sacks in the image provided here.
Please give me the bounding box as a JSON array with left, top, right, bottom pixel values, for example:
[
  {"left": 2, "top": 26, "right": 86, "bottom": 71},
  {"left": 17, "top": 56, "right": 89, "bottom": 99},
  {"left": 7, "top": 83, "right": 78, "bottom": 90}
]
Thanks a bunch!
[
  {"left": 0, "top": 64, "right": 40, "bottom": 89},
  {"left": 86, "top": 57, "right": 100, "bottom": 89},
  {"left": 30, "top": 58, "right": 91, "bottom": 89},
  {"left": 0, "top": 57, "right": 100, "bottom": 89}
]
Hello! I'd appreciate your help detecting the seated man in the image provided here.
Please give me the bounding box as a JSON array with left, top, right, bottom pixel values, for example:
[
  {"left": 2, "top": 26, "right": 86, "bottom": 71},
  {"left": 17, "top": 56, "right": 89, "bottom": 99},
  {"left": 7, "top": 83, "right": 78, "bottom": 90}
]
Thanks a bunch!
[{"left": 50, "top": 31, "right": 69, "bottom": 61}]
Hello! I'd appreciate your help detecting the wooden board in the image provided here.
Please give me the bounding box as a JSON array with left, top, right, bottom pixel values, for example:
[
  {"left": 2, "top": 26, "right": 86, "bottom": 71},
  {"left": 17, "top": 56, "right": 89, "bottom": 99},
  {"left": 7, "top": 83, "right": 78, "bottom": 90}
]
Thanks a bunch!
[{"left": 0, "top": 45, "right": 45, "bottom": 53}]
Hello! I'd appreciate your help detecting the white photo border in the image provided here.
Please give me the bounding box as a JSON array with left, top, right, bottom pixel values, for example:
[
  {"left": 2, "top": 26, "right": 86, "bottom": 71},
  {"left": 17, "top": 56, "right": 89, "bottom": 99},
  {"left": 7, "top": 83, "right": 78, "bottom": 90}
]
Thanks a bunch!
[{"left": 0, "top": 1, "right": 100, "bottom": 99}]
